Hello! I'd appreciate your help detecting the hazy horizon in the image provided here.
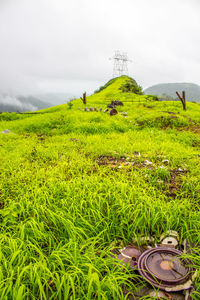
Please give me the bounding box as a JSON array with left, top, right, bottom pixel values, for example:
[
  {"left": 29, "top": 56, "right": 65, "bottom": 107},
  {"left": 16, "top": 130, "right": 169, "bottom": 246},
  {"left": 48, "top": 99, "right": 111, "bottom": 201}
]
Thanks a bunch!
[{"left": 0, "top": 0, "right": 200, "bottom": 100}]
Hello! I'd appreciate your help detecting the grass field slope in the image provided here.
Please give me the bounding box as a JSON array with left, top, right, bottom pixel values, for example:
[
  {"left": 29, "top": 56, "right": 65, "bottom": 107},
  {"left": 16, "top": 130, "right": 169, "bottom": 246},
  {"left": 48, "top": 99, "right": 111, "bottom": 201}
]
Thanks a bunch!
[{"left": 0, "top": 76, "right": 200, "bottom": 299}]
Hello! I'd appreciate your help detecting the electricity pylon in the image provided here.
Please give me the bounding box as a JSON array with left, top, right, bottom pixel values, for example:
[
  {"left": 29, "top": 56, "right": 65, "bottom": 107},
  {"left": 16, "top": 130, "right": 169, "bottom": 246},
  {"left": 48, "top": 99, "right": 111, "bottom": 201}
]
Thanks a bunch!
[{"left": 109, "top": 51, "right": 132, "bottom": 77}]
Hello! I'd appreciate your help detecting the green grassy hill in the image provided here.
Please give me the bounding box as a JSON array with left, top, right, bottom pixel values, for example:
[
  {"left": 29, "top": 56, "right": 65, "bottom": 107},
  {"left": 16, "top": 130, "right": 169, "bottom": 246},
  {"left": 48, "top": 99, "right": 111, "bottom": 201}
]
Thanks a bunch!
[{"left": 0, "top": 75, "right": 200, "bottom": 299}]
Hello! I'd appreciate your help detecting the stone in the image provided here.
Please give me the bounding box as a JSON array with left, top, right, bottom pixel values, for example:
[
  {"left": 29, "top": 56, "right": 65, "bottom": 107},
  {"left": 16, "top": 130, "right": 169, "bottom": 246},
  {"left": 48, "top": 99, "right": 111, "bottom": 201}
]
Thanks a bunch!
[
  {"left": 1, "top": 129, "right": 12, "bottom": 134},
  {"left": 161, "top": 236, "right": 179, "bottom": 248},
  {"left": 143, "top": 160, "right": 153, "bottom": 166},
  {"left": 133, "top": 151, "right": 141, "bottom": 157},
  {"left": 149, "top": 290, "right": 170, "bottom": 298}
]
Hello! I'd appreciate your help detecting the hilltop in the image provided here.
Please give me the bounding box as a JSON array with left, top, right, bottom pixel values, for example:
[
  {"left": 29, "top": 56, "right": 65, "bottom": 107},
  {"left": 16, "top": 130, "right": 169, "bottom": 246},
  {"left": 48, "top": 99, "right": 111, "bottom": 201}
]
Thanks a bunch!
[
  {"left": 0, "top": 75, "right": 200, "bottom": 299},
  {"left": 88, "top": 75, "right": 156, "bottom": 104},
  {"left": 144, "top": 82, "right": 200, "bottom": 102}
]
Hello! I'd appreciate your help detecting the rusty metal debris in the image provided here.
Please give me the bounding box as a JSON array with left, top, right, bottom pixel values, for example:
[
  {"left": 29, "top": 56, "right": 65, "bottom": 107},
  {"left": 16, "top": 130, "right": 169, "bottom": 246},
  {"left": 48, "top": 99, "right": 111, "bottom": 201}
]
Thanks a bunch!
[
  {"left": 138, "top": 248, "right": 191, "bottom": 291},
  {"left": 110, "top": 108, "right": 118, "bottom": 116},
  {"left": 112, "top": 231, "right": 196, "bottom": 299},
  {"left": 107, "top": 100, "right": 124, "bottom": 108},
  {"left": 162, "top": 159, "right": 169, "bottom": 165}
]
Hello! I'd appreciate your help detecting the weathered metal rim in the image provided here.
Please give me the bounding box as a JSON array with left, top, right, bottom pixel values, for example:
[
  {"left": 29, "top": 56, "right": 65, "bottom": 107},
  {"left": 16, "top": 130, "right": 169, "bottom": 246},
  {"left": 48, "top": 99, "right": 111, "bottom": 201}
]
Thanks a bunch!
[
  {"left": 137, "top": 247, "right": 191, "bottom": 291},
  {"left": 143, "top": 247, "right": 190, "bottom": 283}
]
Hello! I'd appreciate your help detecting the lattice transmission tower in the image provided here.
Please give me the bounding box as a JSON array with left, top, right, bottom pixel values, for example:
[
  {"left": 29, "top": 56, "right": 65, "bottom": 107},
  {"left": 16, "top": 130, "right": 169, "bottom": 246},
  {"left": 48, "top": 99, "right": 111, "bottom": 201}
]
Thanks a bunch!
[{"left": 109, "top": 51, "right": 132, "bottom": 78}]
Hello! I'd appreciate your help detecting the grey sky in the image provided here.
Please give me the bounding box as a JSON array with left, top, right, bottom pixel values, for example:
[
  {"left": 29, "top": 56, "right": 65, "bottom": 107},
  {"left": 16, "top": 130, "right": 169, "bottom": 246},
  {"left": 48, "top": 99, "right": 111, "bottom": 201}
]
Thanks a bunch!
[{"left": 0, "top": 0, "right": 200, "bottom": 97}]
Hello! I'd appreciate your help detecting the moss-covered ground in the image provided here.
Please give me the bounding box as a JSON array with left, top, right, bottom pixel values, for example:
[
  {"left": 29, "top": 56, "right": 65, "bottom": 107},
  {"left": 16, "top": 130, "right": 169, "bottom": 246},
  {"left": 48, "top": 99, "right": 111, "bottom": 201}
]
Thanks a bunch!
[{"left": 0, "top": 76, "right": 200, "bottom": 299}]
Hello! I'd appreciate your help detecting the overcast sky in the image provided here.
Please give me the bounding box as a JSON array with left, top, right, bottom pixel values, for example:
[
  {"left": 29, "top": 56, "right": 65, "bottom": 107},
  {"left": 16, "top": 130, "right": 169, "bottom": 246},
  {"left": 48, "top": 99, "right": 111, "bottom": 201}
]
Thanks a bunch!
[{"left": 0, "top": 0, "right": 200, "bottom": 98}]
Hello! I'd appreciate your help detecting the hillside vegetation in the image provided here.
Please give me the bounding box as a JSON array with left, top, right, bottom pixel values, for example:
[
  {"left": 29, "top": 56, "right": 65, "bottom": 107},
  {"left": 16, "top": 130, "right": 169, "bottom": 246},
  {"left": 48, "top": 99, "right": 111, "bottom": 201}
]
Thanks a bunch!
[
  {"left": 0, "top": 75, "right": 200, "bottom": 299},
  {"left": 144, "top": 82, "right": 200, "bottom": 103}
]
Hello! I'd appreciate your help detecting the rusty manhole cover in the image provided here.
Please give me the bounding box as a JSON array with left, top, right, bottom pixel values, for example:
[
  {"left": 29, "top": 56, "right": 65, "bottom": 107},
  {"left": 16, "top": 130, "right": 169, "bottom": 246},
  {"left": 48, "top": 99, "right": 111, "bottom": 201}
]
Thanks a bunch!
[{"left": 138, "top": 247, "right": 191, "bottom": 291}]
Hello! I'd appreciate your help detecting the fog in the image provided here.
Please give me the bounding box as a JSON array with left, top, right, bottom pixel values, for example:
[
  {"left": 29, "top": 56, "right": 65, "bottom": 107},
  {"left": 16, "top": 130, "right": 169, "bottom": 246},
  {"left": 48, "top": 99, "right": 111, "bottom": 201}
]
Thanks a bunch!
[
  {"left": 0, "top": 95, "right": 36, "bottom": 112},
  {"left": 0, "top": 0, "right": 200, "bottom": 104}
]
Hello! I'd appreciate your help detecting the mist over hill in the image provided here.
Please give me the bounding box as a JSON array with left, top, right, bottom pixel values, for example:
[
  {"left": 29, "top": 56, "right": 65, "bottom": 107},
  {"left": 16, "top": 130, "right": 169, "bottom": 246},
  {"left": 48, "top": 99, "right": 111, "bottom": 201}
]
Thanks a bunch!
[
  {"left": 0, "top": 95, "right": 51, "bottom": 112},
  {"left": 0, "top": 93, "right": 73, "bottom": 113},
  {"left": 0, "top": 95, "right": 36, "bottom": 112},
  {"left": 144, "top": 83, "right": 200, "bottom": 102},
  {"left": 37, "top": 93, "right": 75, "bottom": 105}
]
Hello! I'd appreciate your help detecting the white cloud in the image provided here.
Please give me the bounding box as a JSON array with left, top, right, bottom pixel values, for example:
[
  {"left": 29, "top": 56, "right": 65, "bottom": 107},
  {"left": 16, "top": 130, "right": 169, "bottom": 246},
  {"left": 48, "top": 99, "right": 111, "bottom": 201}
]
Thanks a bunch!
[
  {"left": 0, "top": 95, "right": 36, "bottom": 111},
  {"left": 0, "top": 0, "right": 199, "bottom": 97}
]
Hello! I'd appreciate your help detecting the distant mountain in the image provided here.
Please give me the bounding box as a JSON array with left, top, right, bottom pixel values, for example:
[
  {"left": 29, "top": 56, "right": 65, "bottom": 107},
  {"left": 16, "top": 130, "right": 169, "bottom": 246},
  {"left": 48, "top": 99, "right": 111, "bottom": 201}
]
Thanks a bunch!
[
  {"left": 0, "top": 92, "right": 76, "bottom": 113},
  {"left": 144, "top": 83, "right": 200, "bottom": 102},
  {"left": 37, "top": 93, "right": 75, "bottom": 105},
  {"left": 0, "top": 95, "right": 51, "bottom": 112},
  {"left": 18, "top": 96, "right": 51, "bottom": 110}
]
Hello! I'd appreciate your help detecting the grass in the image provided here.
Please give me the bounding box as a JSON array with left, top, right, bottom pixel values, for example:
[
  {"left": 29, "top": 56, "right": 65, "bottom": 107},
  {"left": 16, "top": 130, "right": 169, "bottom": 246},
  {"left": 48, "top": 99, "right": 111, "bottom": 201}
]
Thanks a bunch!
[{"left": 0, "top": 76, "right": 200, "bottom": 299}]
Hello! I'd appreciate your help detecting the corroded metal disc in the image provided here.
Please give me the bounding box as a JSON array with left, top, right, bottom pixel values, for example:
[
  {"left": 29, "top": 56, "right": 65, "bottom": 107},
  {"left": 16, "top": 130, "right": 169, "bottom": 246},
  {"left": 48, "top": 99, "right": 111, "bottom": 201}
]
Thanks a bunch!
[{"left": 137, "top": 247, "right": 191, "bottom": 291}]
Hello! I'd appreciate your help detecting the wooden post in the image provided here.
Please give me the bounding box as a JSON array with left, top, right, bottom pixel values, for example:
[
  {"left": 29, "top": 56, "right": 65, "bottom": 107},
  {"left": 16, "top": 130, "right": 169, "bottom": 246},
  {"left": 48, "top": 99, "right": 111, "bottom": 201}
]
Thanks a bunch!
[
  {"left": 80, "top": 92, "right": 87, "bottom": 105},
  {"left": 182, "top": 91, "right": 186, "bottom": 110},
  {"left": 176, "top": 91, "right": 186, "bottom": 111}
]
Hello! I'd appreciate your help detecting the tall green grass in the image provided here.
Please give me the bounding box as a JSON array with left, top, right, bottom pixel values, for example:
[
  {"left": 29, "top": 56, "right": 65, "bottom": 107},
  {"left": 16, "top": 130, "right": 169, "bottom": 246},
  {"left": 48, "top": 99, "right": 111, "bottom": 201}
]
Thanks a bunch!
[{"left": 0, "top": 78, "right": 200, "bottom": 298}]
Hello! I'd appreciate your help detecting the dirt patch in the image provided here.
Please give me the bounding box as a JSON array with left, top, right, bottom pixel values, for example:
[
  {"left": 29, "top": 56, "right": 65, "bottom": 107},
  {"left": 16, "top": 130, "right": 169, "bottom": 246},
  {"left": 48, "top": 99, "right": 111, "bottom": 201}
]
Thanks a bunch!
[
  {"left": 0, "top": 202, "right": 4, "bottom": 209},
  {"left": 177, "top": 125, "right": 200, "bottom": 134},
  {"left": 176, "top": 115, "right": 200, "bottom": 134},
  {"left": 166, "top": 169, "right": 188, "bottom": 198},
  {"left": 37, "top": 134, "right": 45, "bottom": 141},
  {"left": 96, "top": 155, "right": 154, "bottom": 170},
  {"left": 23, "top": 134, "right": 31, "bottom": 138},
  {"left": 96, "top": 155, "right": 131, "bottom": 168},
  {"left": 161, "top": 111, "right": 179, "bottom": 115}
]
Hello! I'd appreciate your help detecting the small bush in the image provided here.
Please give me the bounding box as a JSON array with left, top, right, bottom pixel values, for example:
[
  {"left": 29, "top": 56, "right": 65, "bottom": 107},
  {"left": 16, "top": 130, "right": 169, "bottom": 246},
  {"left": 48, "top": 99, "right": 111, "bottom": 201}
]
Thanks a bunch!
[
  {"left": 67, "top": 101, "right": 73, "bottom": 110},
  {"left": 120, "top": 78, "right": 143, "bottom": 95}
]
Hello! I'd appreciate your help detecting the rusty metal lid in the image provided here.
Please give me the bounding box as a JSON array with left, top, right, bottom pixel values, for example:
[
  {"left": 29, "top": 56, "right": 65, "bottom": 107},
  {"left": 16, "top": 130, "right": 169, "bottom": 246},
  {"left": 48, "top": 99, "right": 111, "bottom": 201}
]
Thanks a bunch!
[
  {"left": 117, "top": 246, "right": 142, "bottom": 269},
  {"left": 137, "top": 247, "right": 191, "bottom": 291}
]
